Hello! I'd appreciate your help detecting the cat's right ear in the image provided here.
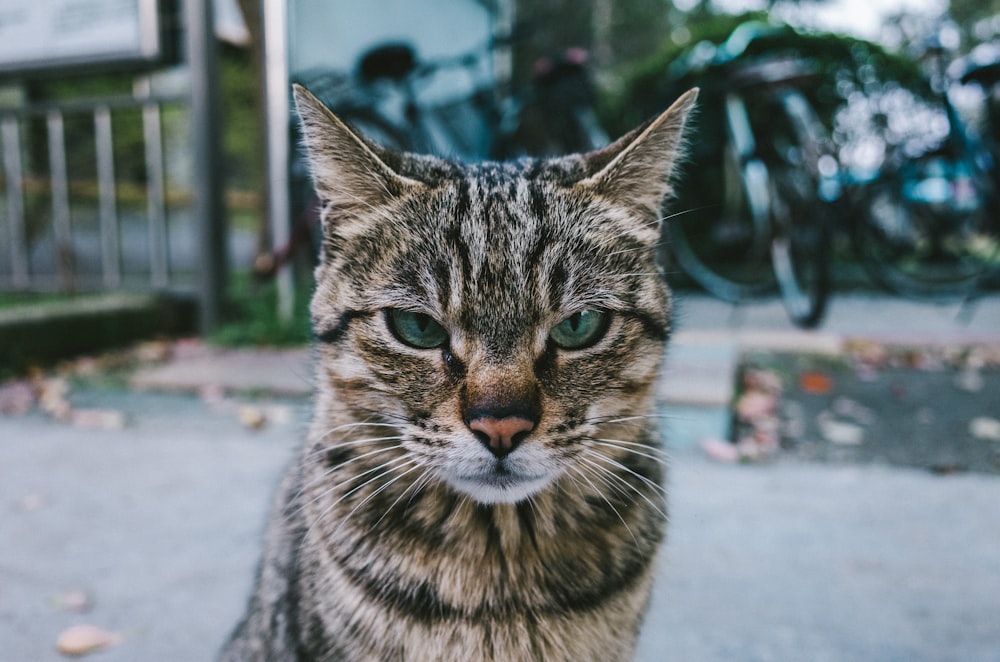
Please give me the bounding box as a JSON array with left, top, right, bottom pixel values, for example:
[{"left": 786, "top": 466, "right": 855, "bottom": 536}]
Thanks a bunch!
[{"left": 293, "top": 84, "right": 424, "bottom": 209}]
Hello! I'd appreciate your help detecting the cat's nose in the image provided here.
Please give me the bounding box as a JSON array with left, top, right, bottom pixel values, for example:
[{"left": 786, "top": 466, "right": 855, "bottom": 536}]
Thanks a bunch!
[{"left": 467, "top": 415, "right": 535, "bottom": 458}]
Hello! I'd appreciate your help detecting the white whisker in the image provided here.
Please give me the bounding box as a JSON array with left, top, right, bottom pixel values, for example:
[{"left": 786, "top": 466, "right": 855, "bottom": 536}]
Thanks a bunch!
[
  {"left": 565, "top": 465, "right": 639, "bottom": 548},
  {"left": 578, "top": 453, "right": 668, "bottom": 522},
  {"left": 329, "top": 460, "right": 423, "bottom": 539},
  {"left": 586, "top": 438, "right": 669, "bottom": 466},
  {"left": 581, "top": 449, "right": 667, "bottom": 497},
  {"left": 371, "top": 465, "right": 434, "bottom": 530},
  {"left": 298, "top": 453, "right": 411, "bottom": 528}
]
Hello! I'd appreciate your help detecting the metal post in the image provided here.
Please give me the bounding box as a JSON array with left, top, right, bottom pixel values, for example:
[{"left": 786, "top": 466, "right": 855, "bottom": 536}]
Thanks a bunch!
[
  {"left": 95, "top": 105, "right": 122, "bottom": 288},
  {"left": 263, "top": 0, "right": 293, "bottom": 321},
  {"left": 2, "top": 115, "right": 28, "bottom": 289},
  {"left": 46, "top": 110, "right": 74, "bottom": 290},
  {"left": 185, "top": 0, "right": 227, "bottom": 333},
  {"left": 136, "top": 76, "right": 169, "bottom": 289}
]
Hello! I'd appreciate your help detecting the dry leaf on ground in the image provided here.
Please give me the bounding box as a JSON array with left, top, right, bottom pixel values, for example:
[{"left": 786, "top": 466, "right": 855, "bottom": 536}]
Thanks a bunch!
[
  {"left": 239, "top": 406, "right": 267, "bottom": 430},
  {"left": 799, "top": 371, "right": 834, "bottom": 395},
  {"left": 0, "top": 380, "right": 36, "bottom": 415},
  {"left": 969, "top": 417, "right": 1000, "bottom": 442},
  {"left": 56, "top": 624, "right": 121, "bottom": 656}
]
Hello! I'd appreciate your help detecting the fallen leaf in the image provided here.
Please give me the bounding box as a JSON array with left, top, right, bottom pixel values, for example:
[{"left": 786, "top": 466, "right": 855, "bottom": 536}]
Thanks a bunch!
[
  {"left": 736, "top": 391, "right": 776, "bottom": 422},
  {"left": 817, "top": 411, "right": 865, "bottom": 445},
  {"left": 239, "top": 406, "right": 267, "bottom": 430},
  {"left": 56, "top": 624, "right": 121, "bottom": 656},
  {"left": 799, "top": 371, "right": 833, "bottom": 395},
  {"left": 969, "top": 417, "right": 1000, "bottom": 442},
  {"left": 0, "top": 379, "right": 36, "bottom": 415},
  {"left": 38, "top": 378, "right": 71, "bottom": 419},
  {"left": 133, "top": 340, "right": 172, "bottom": 363},
  {"left": 832, "top": 397, "right": 876, "bottom": 426},
  {"left": 701, "top": 437, "right": 740, "bottom": 463},
  {"left": 743, "top": 369, "right": 783, "bottom": 395}
]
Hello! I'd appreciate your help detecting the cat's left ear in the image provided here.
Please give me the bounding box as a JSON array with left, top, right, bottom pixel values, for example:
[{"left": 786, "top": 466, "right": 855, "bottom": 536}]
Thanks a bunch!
[{"left": 576, "top": 88, "right": 698, "bottom": 215}]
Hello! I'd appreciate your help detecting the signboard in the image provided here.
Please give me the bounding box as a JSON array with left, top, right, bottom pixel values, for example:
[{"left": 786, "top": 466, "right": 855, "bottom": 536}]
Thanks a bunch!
[{"left": 0, "top": 0, "right": 171, "bottom": 75}]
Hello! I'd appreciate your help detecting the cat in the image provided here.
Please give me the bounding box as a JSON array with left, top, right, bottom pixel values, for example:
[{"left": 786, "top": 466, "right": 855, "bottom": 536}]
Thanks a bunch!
[{"left": 220, "top": 83, "right": 697, "bottom": 662}]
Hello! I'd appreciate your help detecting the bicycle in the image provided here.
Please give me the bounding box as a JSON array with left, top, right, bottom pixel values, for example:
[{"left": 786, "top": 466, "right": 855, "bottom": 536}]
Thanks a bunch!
[
  {"left": 662, "top": 23, "right": 839, "bottom": 328},
  {"left": 842, "top": 26, "right": 1000, "bottom": 301},
  {"left": 254, "top": 34, "right": 609, "bottom": 279}
]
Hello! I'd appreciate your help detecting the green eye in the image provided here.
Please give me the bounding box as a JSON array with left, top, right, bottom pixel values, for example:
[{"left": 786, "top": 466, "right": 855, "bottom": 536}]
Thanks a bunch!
[
  {"left": 386, "top": 309, "right": 449, "bottom": 349},
  {"left": 550, "top": 310, "right": 609, "bottom": 349}
]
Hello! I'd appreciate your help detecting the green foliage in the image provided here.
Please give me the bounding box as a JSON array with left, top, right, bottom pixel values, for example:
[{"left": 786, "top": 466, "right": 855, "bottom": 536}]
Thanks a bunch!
[
  {"left": 210, "top": 274, "right": 313, "bottom": 347},
  {"left": 220, "top": 44, "right": 263, "bottom": 191},
  {"left": 603, "top": 12, "right": 931, "bottom": 137}
]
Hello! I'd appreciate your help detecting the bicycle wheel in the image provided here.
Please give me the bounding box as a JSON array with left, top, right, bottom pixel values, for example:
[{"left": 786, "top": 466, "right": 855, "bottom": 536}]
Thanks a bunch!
[
  {"left": 769, "top": 161, "right": 831, "bottom": 328},
  {"left": 667, "top": 145, "right": 776, "bottom": 302},
  {"left": 854, "top": 156, "right": 1000, "bottom": 300},
  {"left": 767, "top": 91, "right": 833, "bottom": 328}
]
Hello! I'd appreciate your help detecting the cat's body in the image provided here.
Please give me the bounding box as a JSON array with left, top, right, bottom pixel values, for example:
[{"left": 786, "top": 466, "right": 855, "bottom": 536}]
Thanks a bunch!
[{"left": 221, "top": 86, "right": 696, "bottom": 662}]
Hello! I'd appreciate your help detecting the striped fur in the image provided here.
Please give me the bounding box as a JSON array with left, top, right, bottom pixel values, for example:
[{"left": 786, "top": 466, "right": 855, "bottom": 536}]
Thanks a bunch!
[{"left": 221, "top": 85, "right": 697, "bottom": 661}]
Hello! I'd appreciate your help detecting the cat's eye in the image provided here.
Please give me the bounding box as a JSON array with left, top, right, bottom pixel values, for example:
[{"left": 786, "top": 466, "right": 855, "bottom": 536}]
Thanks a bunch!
[
  {"left": 549, "top": 310, "right": 609, "bottom": 350},
  {"left": 386, "top": 309, "right": 449, "bottom": 349}
]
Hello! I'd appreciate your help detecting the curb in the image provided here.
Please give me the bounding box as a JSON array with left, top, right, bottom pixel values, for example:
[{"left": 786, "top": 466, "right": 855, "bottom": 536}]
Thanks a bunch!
[{"left": 0, "top": 293, "right": 196, "bottom": 371}]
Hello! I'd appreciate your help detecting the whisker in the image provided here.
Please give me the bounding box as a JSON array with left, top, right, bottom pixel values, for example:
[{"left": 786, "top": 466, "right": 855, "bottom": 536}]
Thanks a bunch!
[
  {"left": 569, "top": 459, "right": 636, "bottom": 503},
  {"left": 565, "top": 465, "right": 639, "bottom": 548},
  {"left": 558, "top": 470, "right": 589, "bottom": 500},
  {"left": 316, "top": 420, "right": 401, "bottom": 436},
  {"left": 644, "top": 204, "right": 721, "bottom": 229},
  {"left": 371, "top": 465, "right": 434, "bottom": 530},
  {"left": 329, "top": 460, "right": 423, "bottom": 539},
  {"left": 298, "top": 443, "right": 407, "bottom": 494},
  {"left": 296, "top": 452, "right": 410, "bottom": 524},
  {"left": 585, "top": 438, "right": 669, "bottom": 466},
  {"left": 585, "top": 413, "right": 679, "bottom": 427},
  {"left": 578, "top": 453, "right": 668, "bottom": 521},
  {"left": 302, "top": 432, "right": 406, "bottom": 463},
  {"left": 581, "top": 448, "right": 667, "bottom": 497},
  {"left": 303, "top": 455, "right": 417, "bottom": 542},
  {"left": 357, "top": 408, "right": 412, "bottom": 424}
]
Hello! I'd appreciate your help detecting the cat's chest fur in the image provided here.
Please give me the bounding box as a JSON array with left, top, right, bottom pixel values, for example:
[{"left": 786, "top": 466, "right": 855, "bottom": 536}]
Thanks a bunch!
[{"left": 220, "top": 85, "right": 696, "bottom": 662}]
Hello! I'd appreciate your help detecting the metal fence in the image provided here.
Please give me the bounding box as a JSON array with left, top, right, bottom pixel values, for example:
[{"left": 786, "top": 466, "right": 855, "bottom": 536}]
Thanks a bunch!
[
  {"left": 0, "top": 0, "right": 227, "bottom": 332},
  {"left": 0, "top": 81, "right": 189, "bottom": 293}
]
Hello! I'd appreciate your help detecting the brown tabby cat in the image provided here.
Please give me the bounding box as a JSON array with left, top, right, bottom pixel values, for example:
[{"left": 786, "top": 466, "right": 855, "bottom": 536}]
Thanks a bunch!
[{"left": 220, "top": 84, "right": 697, "bottom": 661}]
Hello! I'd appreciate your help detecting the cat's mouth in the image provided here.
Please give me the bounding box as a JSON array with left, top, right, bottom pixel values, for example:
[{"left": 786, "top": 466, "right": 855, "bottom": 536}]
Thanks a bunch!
[{"left": 447, "top": 462, "right": 553, "bottom": 504}]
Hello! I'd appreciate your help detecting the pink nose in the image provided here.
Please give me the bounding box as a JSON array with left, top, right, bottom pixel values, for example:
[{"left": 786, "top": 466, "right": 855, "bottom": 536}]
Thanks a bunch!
[{"left": 468, "top": 416, "right": 535, "bottom": 458}]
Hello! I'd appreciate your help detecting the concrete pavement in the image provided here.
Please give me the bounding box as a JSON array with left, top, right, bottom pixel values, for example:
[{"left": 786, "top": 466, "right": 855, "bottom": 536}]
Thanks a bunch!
[{"left": 1, "top": 293, "right": 999, "bottom": 661}]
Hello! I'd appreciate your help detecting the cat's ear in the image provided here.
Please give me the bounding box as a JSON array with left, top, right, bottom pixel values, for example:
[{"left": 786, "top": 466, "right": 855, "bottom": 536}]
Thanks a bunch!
[
  {"left": 293, "top": 84, "right": 425, "bottom": 208},
  {"left": 576, "top": 88, "right": 698, "bottom": 214}
]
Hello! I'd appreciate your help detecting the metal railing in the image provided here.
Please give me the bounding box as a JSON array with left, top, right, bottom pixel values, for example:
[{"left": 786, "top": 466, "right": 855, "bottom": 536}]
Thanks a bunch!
[{"left": 0, "top": 81, "right": 189, "bottom": 293}]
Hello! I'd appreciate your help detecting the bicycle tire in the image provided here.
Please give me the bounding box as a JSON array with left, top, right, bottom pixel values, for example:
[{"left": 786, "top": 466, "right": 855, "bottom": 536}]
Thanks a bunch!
[
  {"left": 667, "top": 145, "right": 776, "bottom": 303},
  {"left": 853, "top": 159, "right": 1000, "bottom": 301},
  {"left": 767, "top": 91, "right": 833, "bottom": 328},
  {"left": 769, "top": 161, "right": 831, "bottom": 327}
]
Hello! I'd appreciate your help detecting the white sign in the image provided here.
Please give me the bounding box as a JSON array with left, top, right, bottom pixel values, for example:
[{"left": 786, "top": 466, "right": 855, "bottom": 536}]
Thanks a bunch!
[{"left": 0, "top": 0, "right": 164, "bottom": 74}]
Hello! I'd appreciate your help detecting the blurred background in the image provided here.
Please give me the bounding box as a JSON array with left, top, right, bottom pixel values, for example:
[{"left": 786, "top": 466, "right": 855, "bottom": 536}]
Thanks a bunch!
[{"left": 1, "top": 0, "right": 999, "bottom": 358}]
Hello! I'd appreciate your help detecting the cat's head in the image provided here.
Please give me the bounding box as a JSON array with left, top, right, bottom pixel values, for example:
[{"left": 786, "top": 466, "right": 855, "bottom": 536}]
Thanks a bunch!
[{"left": 295, "top": 85, "right": 696, "bottom": 505}]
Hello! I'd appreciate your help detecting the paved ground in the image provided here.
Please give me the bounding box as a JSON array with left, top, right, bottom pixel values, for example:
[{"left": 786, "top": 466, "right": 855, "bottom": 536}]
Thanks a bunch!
[{"left": 2, "top": 293, "right": 999, "bottom": 661}]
